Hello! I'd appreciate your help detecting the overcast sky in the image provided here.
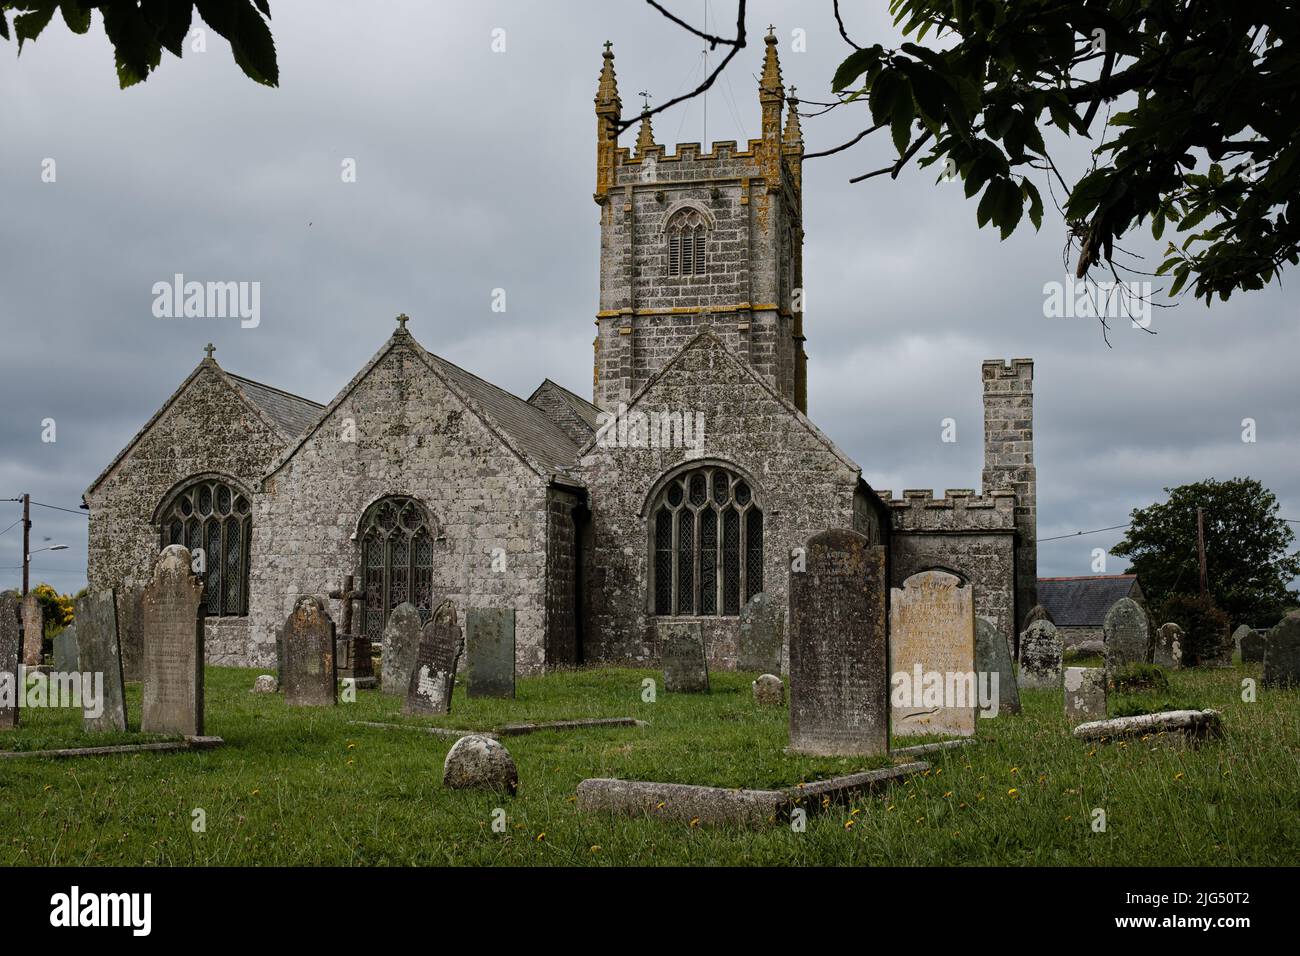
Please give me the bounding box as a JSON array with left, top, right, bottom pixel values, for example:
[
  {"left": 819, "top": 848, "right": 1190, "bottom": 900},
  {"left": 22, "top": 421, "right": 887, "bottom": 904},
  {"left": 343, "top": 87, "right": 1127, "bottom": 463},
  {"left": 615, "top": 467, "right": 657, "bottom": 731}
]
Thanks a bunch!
[{"left": 2, "top": 0, "right": 1297, "bottom": 595}]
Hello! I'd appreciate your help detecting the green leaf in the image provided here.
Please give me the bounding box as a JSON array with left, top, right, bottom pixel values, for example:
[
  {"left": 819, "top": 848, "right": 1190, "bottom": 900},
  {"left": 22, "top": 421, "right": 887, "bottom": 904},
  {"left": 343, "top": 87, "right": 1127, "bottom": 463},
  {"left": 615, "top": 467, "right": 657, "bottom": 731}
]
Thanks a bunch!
[
  {"left": 0, "top": 12, "right": 9, "bottom": 42},
  {"left": 998, "top": 180, "right": 1023, "bottom": 239},
  {"left": 142, "top": 0, "right": 194, "bottom": 57},
  {"left": 977, "top": 178, "right": 1001, "bottom": 228},
  {"left": 890, "top": 78, "right": 915, "bottom": 155},
  {"left": 59, "top": 1, "right": 91, "bottom": 35},
  {"left": 832, "top": 46, "right": 879, "bottom": 93},
  {"left": 1168, "top": 264, "right": 1190, "bottom": 297},
  {"left": 1023, "top": 179, "right": 1043, "bottom": 230},
  {"left": 15, "top": 1, "right": 57, "bottom": 52},
  {"left": 195, "top": 0, "right": 278, "bottom": 87}
]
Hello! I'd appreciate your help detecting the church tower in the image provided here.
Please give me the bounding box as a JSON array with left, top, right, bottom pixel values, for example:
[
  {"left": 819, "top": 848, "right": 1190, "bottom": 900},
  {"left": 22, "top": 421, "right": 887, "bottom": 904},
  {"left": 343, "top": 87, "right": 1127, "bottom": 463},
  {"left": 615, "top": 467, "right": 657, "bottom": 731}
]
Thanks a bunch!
[{"left": 592, "top": 30, "right": 808, "bottom": 413}]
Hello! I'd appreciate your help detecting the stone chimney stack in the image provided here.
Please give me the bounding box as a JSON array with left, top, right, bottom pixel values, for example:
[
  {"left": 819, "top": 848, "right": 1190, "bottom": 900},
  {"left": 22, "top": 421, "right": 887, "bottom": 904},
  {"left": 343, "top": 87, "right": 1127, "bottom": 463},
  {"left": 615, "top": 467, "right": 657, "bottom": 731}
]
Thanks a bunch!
[{"left": 982, "top": 358, "right": 1036, "bottom": 635}]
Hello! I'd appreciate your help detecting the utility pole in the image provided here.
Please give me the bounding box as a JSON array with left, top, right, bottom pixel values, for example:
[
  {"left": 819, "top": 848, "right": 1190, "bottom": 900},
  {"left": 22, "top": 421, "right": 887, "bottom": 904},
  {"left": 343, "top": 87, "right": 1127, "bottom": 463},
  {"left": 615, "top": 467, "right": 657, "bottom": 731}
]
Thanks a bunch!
[
  {"left": 21, "top": 493, "right": 30, "bottom": 597},
  {"left": 1197, "top": 506, "right": 1208, "bottom": 598}
]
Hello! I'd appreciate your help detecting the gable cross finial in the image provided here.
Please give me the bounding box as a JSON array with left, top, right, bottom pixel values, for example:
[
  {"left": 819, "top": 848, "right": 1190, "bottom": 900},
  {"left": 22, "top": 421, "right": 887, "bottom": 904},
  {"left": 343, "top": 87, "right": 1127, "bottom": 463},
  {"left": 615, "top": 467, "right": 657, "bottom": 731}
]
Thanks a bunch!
[
  {"left": 203, "top": 343, "right": 216, "bottom": 360},
  {"left": 396, "top": 313, "right": 409, "bottom": 331},
  {"left": 638, "top": 90, "right": 651, "bottom": 112}
]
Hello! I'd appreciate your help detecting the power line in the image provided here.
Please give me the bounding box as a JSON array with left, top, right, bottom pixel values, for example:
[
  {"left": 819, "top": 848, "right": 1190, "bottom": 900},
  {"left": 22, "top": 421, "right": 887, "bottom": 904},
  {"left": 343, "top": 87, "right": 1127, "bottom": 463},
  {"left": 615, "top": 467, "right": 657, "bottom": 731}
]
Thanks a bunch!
[
  {"left": 1037, "top": 523, "right": 1130, "bottom": 543},
  {"left": 0, "top": 519, "right": 20, "bottom": 538},
  {"left": 30, "top": 500, "right": 88, "bottom": 517}
]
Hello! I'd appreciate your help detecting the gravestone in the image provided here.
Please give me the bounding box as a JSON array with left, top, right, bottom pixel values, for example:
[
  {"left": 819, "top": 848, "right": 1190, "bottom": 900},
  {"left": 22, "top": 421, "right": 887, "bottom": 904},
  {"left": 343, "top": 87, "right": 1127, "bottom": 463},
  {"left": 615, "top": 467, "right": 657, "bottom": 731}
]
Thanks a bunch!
[
  {"left": 141, "top": 545, "right": 205, "bottom": 736},
  {"left": 53, "top": 624, "right": 79, "bottom": 673},
  {"left": 1240, "top": 628, "right": 1266, "bottom": 664},
  {"left": 1263, "top": 610, "right": 1300, "bottom": 689},
  {"left": 117, "top": 585, "right": 145, "bottom": 682},
  {"left": 1153, "top": 622, "right": 1185, "bottom": 669},
  {"left": 21, "top": 591, "right": 43, "bottom": 666},
  {"left": 76, "top": 588, "right": 128, "bottom": 733},
  {"left": 443, "top": 735, "right": 519, "bottom": 795},
  {"left": 282, "top": 595, "right": 337, "bottom": 707},
  {"left": 1064, "top": 666, "right": 1107, "bottom": 723},
  {"left": 788, "top": 529, "right": 889, "bottom": 757},
  {"left": 660, "top": 621, "right": 709, "bottom": 693},
  {"left": 890, "top": 569, "right": 977, "bottom": 737},
  {"left": 1104, "top": 597, "right": 1151, "bottom": 674},
  {"left": 738, "top": 592, "right": 784, "bottom": 674},
  {"left": 381, "top": 602, "right": 423, "bottom": 696},
  {"left": 1019, "top": 620, "right": 1062, "bottom": 689},
  {"left": 0, "top": 592, "right": 20, "bottom": 729},
  {"left": 752, "top": 674, "right": 784, "bottom": 706},
  {"left": 975, "top": 616, "right": 1020, "bottom": 716},
  {"left": 466, "top": 608, "right": 516, "bottom": 699},
  {"left": 1024, "top": 605, "right": 1055, "bottom": 627},
  {"left": 404, "top": 602, "right": 462, "bottom": 716}
]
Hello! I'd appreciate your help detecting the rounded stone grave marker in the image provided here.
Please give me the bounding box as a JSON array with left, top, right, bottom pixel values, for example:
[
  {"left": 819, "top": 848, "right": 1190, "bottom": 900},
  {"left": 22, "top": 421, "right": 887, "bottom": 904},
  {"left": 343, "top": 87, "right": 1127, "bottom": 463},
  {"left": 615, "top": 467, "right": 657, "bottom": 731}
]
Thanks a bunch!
[{"left": 443, "top": 734, "right": 518, "bottom": 795}]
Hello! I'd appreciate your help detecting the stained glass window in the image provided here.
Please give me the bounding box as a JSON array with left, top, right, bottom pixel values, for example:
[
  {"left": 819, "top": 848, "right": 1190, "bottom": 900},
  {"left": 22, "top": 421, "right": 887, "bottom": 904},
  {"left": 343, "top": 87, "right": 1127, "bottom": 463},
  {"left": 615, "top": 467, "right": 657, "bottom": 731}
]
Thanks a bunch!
[
  {"left": 358, "top": 496, "right": 437, "bottom": 639},
  {"left": 159, "top": 477, "right": 251, "bottom": 616}
]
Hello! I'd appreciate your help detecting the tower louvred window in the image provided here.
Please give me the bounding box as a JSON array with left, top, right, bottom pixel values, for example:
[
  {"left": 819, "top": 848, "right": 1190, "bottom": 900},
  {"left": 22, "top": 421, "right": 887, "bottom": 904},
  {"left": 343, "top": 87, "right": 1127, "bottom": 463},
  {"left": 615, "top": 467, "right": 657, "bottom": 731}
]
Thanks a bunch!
[
  {"left": 666, "top": 209, "right": 708, "bottom": 276},
  {"left": 159, "top": 477, "right": 250, "bottom": 617},
  {"left": 650, "top": 466, "right": 761, "bottom": 616}
]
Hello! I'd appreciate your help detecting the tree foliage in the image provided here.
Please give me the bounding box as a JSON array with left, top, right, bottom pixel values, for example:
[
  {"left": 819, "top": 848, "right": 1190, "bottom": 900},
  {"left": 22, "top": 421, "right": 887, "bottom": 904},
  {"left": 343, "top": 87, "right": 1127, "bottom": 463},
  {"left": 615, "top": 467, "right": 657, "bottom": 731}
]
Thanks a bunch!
[
  {"left": 1112, "top": 477, "right": 1300, "bottom": 624},
  {"left": 1156, "top": 592, "right": 1231, "bottom": 665},
  {"left": 0, "top": 0, "right": 277, "bottom": 88},
  {"left": 830, "top": 0, "right": 1300, "bottom": 303}
]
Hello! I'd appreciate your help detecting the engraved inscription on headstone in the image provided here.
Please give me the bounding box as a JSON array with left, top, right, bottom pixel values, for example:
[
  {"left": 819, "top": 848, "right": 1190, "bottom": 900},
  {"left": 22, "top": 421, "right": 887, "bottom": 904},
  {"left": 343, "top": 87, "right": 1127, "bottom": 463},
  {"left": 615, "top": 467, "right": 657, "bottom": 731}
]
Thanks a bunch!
[
  {"left": 739, "top": 592, "right": 784, "bottom": 674},
  {"left": 21, "top": 591, "right": 43, "bottom": 666},
  {"left": 0, "top": 592, "right": 20, "bottom": 729},
  {"left": 142, "top": 545, "right": 205, "bottom": 736},
  {"left": 405, "top": 602, "right": 462, "bottom": 716},
  {"left": 659, "top": 621, "right": 709, "bottom": 693},
  {"left": 381, "top": 602, "right": 423, "bottom": 696},
  {"left": 283, "top": 595, "right": 337, "bottom": 707},
  {"left": 788, "top": 529, "right": 889, "bottom": 757},
  {"left": 890, "top": 569, "right": 977, "bottom": 737},
  {"left": 466, "top": 608, "right": 516, "bottom": 699},
  {"left": 77, "top": 588, "right": 128, "bottom": 733}
]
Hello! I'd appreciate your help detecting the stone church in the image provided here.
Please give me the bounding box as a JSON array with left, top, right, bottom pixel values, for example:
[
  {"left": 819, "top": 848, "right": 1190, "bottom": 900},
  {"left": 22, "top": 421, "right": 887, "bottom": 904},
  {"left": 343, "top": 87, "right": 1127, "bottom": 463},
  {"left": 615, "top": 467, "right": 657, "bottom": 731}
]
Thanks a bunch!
[{"left": 84, "top": 34, "right": 1037, "bottom": 674}]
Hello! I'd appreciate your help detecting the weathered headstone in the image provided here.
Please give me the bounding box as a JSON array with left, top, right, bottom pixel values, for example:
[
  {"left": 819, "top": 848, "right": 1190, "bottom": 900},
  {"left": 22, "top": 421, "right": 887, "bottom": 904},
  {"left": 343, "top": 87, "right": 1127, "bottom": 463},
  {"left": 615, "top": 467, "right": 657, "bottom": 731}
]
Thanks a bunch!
[
  {"left": 1240, "top": 628, "right": 1266, "bottom": 664},
  {"left": 1153, "top": 622, "right": 1184, "bottom": 669},
  {"left": 975, "top": 616, "right": 1020, "bottom": 716},
  {"left": 117, "top": 585, "right": 145, "bottom": 682},
  {"left": 252, "top": 674, "right": 278, "bottom": 694},
  {"left": 442, "top": 734, "right": 519, "bottom": 795},
  {"left": 788, "top": 529, "right": 889, "bottom": 757},
  {"left": 282, "top": 595, "right": 337, "bottom": 707},
  {"left": 1064, "top": 666, "right": 1107, "bottom": 723},
  {"left": 404, "top": 601, "right": 462, "bottom": 715},
  {"left": 141, "top": 545, "right": 205, "bottom": 736},
  {"left": 76, "top": 588, "right": 128, "bottom": 733},
  {"left": 738, "top": 592, "right": 784, "bottom": 674},
  {"left": 1104, "top": 597, "right": 1151, "bottom": 674},
  {"left": 381, "top": 602, "right": 423, "bottom": 696},
  {"left": 660, "top": 621, "right": 709, "bottom": 693},
  {"left": 0, "top": 592, "right": 20, "bottom": 729},
  {"left": 1019, "top": 620, "right": 1062, "bottom": 690},
  {"left": 466, "top": 608, "right": 516, "bottom": 699},
  {"left": 1024, "top": 604, "right": 1055, "bottom": 627},
  {"left": 53, "top": 624, "right": 79, "bottom": 674},
  {"left": 21, "top": 591, "right": 43, "bottom": 666},
  {"left": 752, "top": 673, "right": 784, "bottom": 706},
  {"left": 1263, "top": 610, "right": 1300, "bottom": 689},
  {"left": 890, "top": 569, "right": 977, "bottom": 737}
]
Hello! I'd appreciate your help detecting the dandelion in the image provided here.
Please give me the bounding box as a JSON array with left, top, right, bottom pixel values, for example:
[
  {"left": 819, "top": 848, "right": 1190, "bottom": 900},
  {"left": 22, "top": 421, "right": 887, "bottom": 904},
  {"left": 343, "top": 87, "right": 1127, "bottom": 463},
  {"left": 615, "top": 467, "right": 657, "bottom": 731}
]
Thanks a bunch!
[
  {"left": 590, "top": 845, "right": 601, "bottom": 853},
  {"left": 943, "top": 791, "right": 954, "bottom": 799},
  {"left": 566, "top": 795, "right": 577, "bottom": 803},
  {"left": 1174, "top": 772, "right": 1184, "bottom": 781},
  {"left": 850, "top": 808, "right": 861, "bottom": 816},
  {"left": 656, "top": 801, "right": 666, "bottom": 810},
  {"left": 1007, "top": 788, "right": 1018, "bottom": 798},
  {"left": 844, "top": 819, "right": 856, "bottom": 830},
  {"left": 536, "top": 832, "right": 546, "bottom": 842},
  {"left": 1064, "top": 815, "right": 1073, "bottom": 821},
  {"left": 251, "top": 789, "right": 260, "bottom": 796},
  {"left": 689, "top": 817, "right": 700, "bottom": 828},
  {"left": 1010, "top": 766, "right": 1019, "bottom": 775},
  {"left": 347, "top": 742, "right": 356, "bottom": 750},
  {"left": 887, "top": 804, "right": 896, "bottom": 812}
]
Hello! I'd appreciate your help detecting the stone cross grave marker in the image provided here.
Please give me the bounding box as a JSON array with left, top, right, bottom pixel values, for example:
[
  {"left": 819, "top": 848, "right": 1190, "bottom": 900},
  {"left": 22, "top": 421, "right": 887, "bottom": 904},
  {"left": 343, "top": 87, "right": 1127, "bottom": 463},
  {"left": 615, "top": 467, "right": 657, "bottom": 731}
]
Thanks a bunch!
[
  {"left": 890, "top": 569, "right": 977, "bottom": 737},
  {"left": 660, "top": 621, "right": 709, "bottom": 693},
  {"left": 283, "top": 595, "right": 337, "bottom": 707},
  {"left": 141, "top": 545, "right": 205, "bottom": 736},
  {"left": 1019, "top": 620, "right": 1062, "bottom": 690},
  {"left": 329, "top": 575, "right": 372, "bottom": 681},
  {"left": 1104, "top": 597, "right": 1151, "bottom": 674},
  {"left": 788, "top": 529, "right": 889, "bottom": 757},
  {"left": 738, "top": 592, "right": 784, "bottom": 674},
  {"left": 1064, "top": 666, "right": 1107, "bottom": 723},
  {"left": 77, "top": 588, "right": 128, "bottom": 733},
  {"left": 466, "top": 608, "right": 516, "bottom": 699},
  {"left": 405, "top": 602, "right": 463, "bottom": 716},
  {"left": 976, "top": 615, "right": 1020, "bottom": 716},
  {"left": 0, "top": 592, "right": 20, "bottom": 729},
  {"left": 21, "top": 591, "right": 42, "bottom": 666},
  {"left": 381, "top": 602, "right": 423, "bottom": 696}
]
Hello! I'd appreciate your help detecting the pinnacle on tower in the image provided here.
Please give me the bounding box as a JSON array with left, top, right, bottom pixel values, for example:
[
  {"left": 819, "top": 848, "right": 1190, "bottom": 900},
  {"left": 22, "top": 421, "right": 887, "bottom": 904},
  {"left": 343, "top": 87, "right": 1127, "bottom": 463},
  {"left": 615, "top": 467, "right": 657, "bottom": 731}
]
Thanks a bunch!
[
  {"left": 594, "top": 41, "right": 622, "bottom": 200},
  {"left": 635, "top": 102, "right": 657, "bottom": 156},
  {"left": 783, "top": 85, "right": 803, "bottom": 147},
  {"left": 759, "top": 25, "right": 784, "bottom": 102},
  {"left": 595, "top": 40, "right": 621, "bottom": 112}
]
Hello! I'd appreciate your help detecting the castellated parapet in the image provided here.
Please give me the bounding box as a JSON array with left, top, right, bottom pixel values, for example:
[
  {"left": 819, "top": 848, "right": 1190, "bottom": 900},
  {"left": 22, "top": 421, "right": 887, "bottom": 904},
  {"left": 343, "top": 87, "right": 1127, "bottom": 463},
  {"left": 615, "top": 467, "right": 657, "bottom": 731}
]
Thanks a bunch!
[{"left": 881, "top": 489, "right": 1018, "bottom": 534}]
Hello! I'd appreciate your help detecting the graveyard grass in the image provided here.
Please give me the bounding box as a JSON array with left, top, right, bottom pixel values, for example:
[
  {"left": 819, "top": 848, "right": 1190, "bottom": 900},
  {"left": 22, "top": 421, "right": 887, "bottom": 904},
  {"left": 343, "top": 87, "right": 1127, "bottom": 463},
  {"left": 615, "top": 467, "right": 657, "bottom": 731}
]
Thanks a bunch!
[{"left": 2, "top": 663, "right": 1297, "bottom": 866}]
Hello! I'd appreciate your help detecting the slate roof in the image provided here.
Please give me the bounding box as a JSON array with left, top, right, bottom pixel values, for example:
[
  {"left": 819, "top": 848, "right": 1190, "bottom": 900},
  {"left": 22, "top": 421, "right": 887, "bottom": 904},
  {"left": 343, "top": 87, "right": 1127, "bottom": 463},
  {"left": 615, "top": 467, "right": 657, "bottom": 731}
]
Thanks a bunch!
[
  {"left": 227, "top": 374, "right": 324, "bottom": 437},
  {"left": 1037, "top": 575, "right": 1140, "bottom": 627},
  {"left": 423, "top": 352, "right": 582, "bottom": 476},
  {"left": 536, "top": 378, "right": 602, "bottom": 431}
]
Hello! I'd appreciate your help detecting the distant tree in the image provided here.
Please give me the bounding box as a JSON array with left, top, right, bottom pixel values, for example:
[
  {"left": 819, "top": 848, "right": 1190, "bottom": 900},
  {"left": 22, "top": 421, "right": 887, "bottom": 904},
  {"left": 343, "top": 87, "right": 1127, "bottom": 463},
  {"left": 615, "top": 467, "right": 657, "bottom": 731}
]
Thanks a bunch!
[
  {"left": 0, "top": 0, "right": 277, "bottom": 88},
  {"left": 1112, "top": 477, "right": 1300, "bottom": 624},
  {"left": 1156, "top": 592, "right": 1231, "bottom": 666}
]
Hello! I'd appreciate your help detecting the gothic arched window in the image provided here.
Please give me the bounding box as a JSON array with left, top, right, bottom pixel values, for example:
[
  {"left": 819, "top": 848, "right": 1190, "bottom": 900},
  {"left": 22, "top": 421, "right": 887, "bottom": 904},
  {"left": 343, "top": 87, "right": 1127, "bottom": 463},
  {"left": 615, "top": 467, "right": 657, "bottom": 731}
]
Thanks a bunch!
[
  {"left": 159, "top": 477, "right": 251, "bottom": 617},
  {"left": 358, "top": 496, "right": 437, "bottom": 639},
  {"left": 650, "top": 465, "right": 762, "bottom": 616},
  {"left": 666, "top": 208, "right": 708, "bottom": 276}
]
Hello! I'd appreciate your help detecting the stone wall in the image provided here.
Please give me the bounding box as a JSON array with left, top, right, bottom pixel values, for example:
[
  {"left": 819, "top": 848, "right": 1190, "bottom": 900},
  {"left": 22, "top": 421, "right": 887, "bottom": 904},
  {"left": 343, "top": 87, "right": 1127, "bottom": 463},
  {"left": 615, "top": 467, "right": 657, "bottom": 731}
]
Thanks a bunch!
[
  {"left": 84, "top": 361, "right": 288, "bottom": 666},
  {"left": 981, "top": 359, "right": 1036, "bottom": 632},
  {"left": 249, "top": 337, "right": 556, "bottom": 675},
  {"left": 544, "top": 487, "right": 583, "bottom": 666},
  {"left": 578, "top": 330, "right": 862, "bottom": 669}
]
